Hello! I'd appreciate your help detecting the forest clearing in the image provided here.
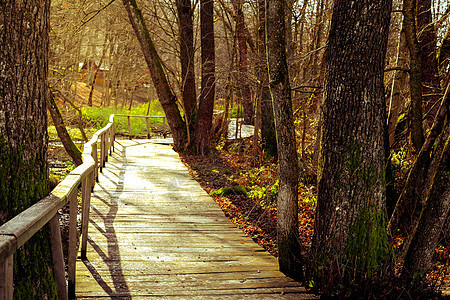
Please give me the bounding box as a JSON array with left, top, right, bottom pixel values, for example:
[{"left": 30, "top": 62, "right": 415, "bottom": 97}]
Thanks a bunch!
[{"left": 1, "top": 0, "right": 450, "bottom": 298}]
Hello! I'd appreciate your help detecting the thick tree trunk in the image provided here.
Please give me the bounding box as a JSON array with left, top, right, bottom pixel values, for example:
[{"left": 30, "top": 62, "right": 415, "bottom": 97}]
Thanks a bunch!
[
  {"left": 48, "top": 91, "right": 83, "bottom": 166},
  {"left": 311, "top": 0, "right": 392, "bottom": 292},
  {"left": 0, "top": 0, "right": 57, "bottom": 297},
  {"left": 404, "top": 0, "right": 425, "bottom": 151},
  {"left": 266, "top": 0, "right": 302, "bottom": 280},
  {"left": 194, "top": 0, "right": 215, "bottom": 155},
  {"left": 122, "top": 0, "right": 186, "bottom": 150},
  {"left": 258, "top": 0, "right": 277, "bottom": 158},
  {"left": 177, "top": 0, "right": 197, "bottom": 135}
]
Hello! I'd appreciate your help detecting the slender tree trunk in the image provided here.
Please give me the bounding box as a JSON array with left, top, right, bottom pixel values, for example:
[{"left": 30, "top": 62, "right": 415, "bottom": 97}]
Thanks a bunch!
[
  {"left": 404, "top": 0, "right": 425, "bottom": 151},
  {"left": 258, "top": 0, "right": 277, "bottom": 158},
  {"left": 0, "top": 0, "right": 57, "bottom": 297},
  {"left": 388, "top": 24, "right": 408, "bottom": 146},
  {"left": 389, "top": 82, "right": 449, "bottom": 237},
  {"left": 177, "top": 0, "right": 197, "bottom": 135},
  {"left": 234, "top": 0, "right": 253, "bottom": 125},
  {"left": 122, "top": 0, "right": 186, "bottom": 150},
  {"left": 417, "top": 0, "right": 441, "bottom": 126},
  {"left": 194, "top": 0, "right": 215, "bottom": 155},
  {"left": 401, "top": 123, "right": 450, "bottom": 279},
  {"left": 311, "top": 0, "right": 392, "bottom": 293},
  {"left": 48, "top": 91, "right": 83, "bottom": 166},
  {"left": 266, "top": 0, "right": 302, "bottom": 280}
]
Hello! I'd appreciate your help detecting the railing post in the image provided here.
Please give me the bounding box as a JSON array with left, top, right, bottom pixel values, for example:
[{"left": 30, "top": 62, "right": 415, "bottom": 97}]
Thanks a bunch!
[
  {"left": 99, "top": 134, "right": 105, "bottom": 172},
  {"left": 105, "top": 129, "right": 109, "bottom": 163},
  {"left": 111, "top": 118, "right": 115, "bottom": 153},
  {"left": 0, "top": 254, "right": 13, "bottom": 300},
  {"left": 128, "top": 116, "right": 131, "bottom": 139},
  {"left": 81, "top": 174, "right": 92, "bottom": 259},
  {"left": 92, "top": 142, "right": 98, "bottom": 183},
  {"left": 146, "top": 117, "right": 150, "bottom": 139},
  {"left": 67, "top": 189, "right": 78, "bottom": 299},
  {"left": 163, "top": 117, "right": 167, "bottom": 138},
  {"left": 49, "top": 214, "right": 69, "bottom": 300}
]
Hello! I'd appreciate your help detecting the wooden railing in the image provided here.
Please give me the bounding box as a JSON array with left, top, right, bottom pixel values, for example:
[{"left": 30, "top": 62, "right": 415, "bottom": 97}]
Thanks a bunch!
[
  {"left": 114, "top": 114, "right": 167, "bottom": 139},
  {"left": 0, "top": 114, "right": 119, "bottom": 299}
]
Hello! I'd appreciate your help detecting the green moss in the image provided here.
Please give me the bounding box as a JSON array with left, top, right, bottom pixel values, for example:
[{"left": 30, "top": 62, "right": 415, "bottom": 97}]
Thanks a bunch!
[
  {"left": 345, "top": 205, "right": 392, "bottom": 273},
  {"left": 344, "top": 144, "right": 379, "bottom": 188},
  {"left": 14, "top": 229, "right": 57, "bottom": 300},
  {"left": 210, "top": 185, "right": 248, "bottom": 197},
  {"left": 0, "top": 135, "right": 57, "bottom": 299}
]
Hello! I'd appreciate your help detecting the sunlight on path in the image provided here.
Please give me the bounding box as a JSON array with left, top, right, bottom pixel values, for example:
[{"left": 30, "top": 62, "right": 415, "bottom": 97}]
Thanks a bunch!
[{"left": 75, "top": 139, "right": 316, "bottom": 299}]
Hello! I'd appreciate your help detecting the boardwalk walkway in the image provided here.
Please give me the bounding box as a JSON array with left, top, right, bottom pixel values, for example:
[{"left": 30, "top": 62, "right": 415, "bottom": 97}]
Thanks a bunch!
[{"left": 75, "top": 139, "right": 314, "bottom": 299}]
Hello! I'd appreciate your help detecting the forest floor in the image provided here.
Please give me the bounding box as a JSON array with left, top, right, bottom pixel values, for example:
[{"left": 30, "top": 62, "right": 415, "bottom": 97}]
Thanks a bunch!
[
  {"left": 179, "top": 138, "right": 450, "bottom": 296},
  {"left": 179, "top": 138, "right": 317, "bottom": 258}
]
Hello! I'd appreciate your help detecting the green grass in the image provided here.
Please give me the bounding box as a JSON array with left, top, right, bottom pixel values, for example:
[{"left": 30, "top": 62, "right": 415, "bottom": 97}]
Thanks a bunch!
[
  {"left": 48, "top": 126, "right": 97, "bottom": 141},
  {"left": 82, "top": 101, "right": 165, "bottom": 137}
]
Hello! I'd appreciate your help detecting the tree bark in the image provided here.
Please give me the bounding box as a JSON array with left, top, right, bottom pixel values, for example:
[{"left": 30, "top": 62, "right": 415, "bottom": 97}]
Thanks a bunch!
[
  {"left": 401, "top": 123, "right": 450, "bottom": 279},
  {"left": 233, "top": 0, "right": 253, "bottom": 125},
  {"left": 311, "top": 0, "right": 392, "bottom": 292},
  {"left": 388, "top": 24, "right": 408, "bottom": 147},
  {"left": 404, "top": 0, "right": 425, "bottom": 151},
  {"left": 48, "top": 91, "right": 83, "bottom": 166},
  {"left": 122, "top": 0, "right": 186, "bottom": 150},
  {"left": 194, "top": 0, "right": 215, "bottom": 155},
  {"left": 266, "top": 0, "right": 302, "bottom": 280},
  {"left": 417, "top": 0, "right": 441, "bottom": 127},
  {"left": 388, "top": 83, "right": 449, "bottom": 237},
  {"left": 258, "top": 0, "right": 277, "bottom": 158},
  {"left": 0, "top": 0, "right": 57, "bottom": 297},
  {"left": 177, "top": 0, "right": 197, "bottom": 135}
]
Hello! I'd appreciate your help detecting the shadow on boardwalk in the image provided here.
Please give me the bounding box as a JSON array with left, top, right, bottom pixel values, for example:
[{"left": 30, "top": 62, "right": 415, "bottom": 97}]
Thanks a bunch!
[{"left": 75, "top": 139, "right": 317, "bottom": 299}]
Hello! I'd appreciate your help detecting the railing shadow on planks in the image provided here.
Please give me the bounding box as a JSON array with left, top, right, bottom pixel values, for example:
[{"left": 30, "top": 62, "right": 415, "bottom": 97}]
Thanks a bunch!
[{"left": 0, "top": 114, "right": 167, "bottom": 300}]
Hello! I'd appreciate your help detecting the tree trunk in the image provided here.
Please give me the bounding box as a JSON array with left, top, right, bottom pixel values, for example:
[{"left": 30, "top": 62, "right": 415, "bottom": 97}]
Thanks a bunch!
[
  {"left": 0, "top": 0, "right": 57, "bottom": 297},
  {"left": 48, "top": 91, "right": 83, "bottom": 166},
  {"left": 266, "top": 0, "right": 302, "bottom": 280},
  {"left": 388, "top": 24, "right": 408, "bottom": 147},
  {"left": 177, "top": 0, "right": 197, "bottom": 136},
  {"left": 401, "top": 123, "right": 450, "bottom": 279},
  {"left": 388, "top": 83, "right": 449, "bottom": 237},
  {"left": 194, "top": 0, "right": 215, "bottom": 155},
  {"left": 258, "top": 0, "right": 277, "bottom": 158},
  {"left": 122, "top": 0, "right": 186, "bottom": 150},
  {"left": 311, "top": 0, "right": 392, "bottom": 293},
  {"left": 234, "top": 0, "right": 253, "bottom": 125},
  {"left": 417, "top": 0, "right": 441, "bottom": 127},
  {"left": 404, "top": 0, "right": 425, "bottom": 151}
]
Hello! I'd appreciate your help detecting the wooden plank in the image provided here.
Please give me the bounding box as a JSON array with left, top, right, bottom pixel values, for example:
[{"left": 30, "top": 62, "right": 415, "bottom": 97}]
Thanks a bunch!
[
  {"left": 0, "top": 254, "right": 13, "bottom": 300},
  {"left": 49, "top": 214, "right": 68, "bottom": 300},
  {"left": 81, "top": 176, "right": 93, "bottom": 259},
  {"left": 68, "top": 189, "right": 79, "bottom": 298},
  {"left": 75, "top": 141, "right": 311, "bottom": 298}
]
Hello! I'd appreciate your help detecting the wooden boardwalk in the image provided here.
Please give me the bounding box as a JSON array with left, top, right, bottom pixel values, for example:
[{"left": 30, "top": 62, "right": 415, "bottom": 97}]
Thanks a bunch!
[{"left": 75, "top": 139, "right": 315, "bottom": 299}]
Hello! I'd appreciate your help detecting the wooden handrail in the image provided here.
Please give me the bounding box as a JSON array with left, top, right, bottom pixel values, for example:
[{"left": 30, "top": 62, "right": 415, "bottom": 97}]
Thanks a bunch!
[
  {"left": 114, "top": 114, "right": 167, "bottom": 139},
  {"left": 0, "top": 113, "right": 164, "bottom": 299},
  {"left": 0, "top": 114, "right": 118, "bottom": 299}
]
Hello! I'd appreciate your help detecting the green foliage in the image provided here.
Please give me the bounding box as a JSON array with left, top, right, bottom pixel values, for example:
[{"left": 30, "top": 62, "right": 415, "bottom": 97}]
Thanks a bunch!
[
  {"left": 49, "top": 161, "right": 75, "bottom": 182},
  {"left": 210, "top": 185, "right": 248, "bottom": 197},
  {"left": 82, "top": 102, "right": 165, "bottom": 137},
  {"left": 248, "top": 180, "right": 279, "bottom": 207},
  {"left": 47, "top": 126, "right": 96, "bottom": 142}
]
